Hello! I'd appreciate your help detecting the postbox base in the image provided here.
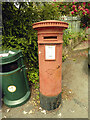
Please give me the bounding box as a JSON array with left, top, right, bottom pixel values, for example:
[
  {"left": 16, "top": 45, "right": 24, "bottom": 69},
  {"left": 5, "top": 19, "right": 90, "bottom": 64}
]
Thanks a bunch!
[
  {"left": 40, "top": 92, "right": 62, "bottom": 111},
  {"left": 4, "top": 91, "right": 30, "bottom": 108}
]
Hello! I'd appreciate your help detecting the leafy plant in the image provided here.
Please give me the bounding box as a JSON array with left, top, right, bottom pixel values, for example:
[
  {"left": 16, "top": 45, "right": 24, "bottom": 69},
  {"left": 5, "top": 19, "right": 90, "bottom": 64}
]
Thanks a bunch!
[
  {"left": 62, "top": 55, "right": 66, "bottom": 62},
  {"left": 27, "top": 68, "right": 39, "bottom": 86}
]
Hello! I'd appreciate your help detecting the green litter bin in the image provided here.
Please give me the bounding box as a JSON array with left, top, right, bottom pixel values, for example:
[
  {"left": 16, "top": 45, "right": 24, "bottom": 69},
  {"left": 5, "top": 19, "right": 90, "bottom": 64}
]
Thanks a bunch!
[{"left": 0, "top": 50, "right": 30, "bottom": 107}]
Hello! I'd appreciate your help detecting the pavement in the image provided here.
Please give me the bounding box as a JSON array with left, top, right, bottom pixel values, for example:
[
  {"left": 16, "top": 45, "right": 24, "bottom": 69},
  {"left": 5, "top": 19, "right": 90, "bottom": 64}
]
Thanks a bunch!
[{"left": 0, "top": 40, "right": 89, "bottom": 119}]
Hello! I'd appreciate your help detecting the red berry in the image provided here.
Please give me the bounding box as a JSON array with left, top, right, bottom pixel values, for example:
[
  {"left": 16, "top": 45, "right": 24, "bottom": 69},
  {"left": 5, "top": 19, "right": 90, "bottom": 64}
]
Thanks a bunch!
[
  {"left": 72, "top": 5, "right": 76, "bottom": 8},
  {"left": 71, "top": 11, "right": 74, "bottom": 15},
  {"left": 83, "top": 2, "right": 86, "bottom": 6},
  {"left": 88, "top": 3, "right": 90, "bottom": 6},
  {"left": 78, "top": 6, "right": 81, "bottom": 9},
  {"left": 83, "top": 12, "right": 85, "bottom": 15},
  {"left": 74, "top": 9, "right": 78, "bottom": 12}
]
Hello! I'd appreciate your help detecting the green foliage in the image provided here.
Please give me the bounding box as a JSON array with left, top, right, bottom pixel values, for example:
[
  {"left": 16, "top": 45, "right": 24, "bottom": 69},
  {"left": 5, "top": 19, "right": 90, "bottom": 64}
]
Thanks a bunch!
[
  {"left": 78, "top": 29, "right": 86, "bottom": 38},
  {"left": 2, "top": 2, "right": 60, "bottom": 65},
  {"left": 2, "top": 2, "right": 61, "bottom": 85},
  {"left": 63, "top": 28, "right": 87, "bottom": 47},
  {"left": 63, "top": 29, "right": 72, "bottom": 46},
  {"left": 27, "top": 68, "right": 39, "bottom": 87},
  {"left": 37, "top": 2, "right": 60, "bottom": 20},
  {"left": 62, "top": 55, "right": 66, "bottom": 62}
]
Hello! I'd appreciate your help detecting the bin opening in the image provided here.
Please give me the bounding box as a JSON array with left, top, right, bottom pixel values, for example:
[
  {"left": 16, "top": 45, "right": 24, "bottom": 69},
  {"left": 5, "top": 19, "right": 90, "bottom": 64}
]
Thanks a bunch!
[
  {"left": 0, "top": 61, "right": 18, "bottom": 73},
  {"left": 44, "top": 36, "right": 57, "bottom": 39}
]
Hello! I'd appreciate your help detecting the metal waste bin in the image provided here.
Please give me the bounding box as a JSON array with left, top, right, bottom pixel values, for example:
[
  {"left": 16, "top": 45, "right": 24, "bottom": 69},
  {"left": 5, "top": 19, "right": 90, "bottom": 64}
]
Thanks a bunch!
[{"left": 0, "top": 50, "right": 30, "bottom": 107}]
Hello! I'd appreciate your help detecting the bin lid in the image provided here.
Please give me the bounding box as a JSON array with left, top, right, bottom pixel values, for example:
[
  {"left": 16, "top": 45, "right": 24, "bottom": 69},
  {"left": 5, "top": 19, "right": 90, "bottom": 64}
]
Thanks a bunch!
[{"left": 0, "top": 50, "right": 23, "bottom": 65}]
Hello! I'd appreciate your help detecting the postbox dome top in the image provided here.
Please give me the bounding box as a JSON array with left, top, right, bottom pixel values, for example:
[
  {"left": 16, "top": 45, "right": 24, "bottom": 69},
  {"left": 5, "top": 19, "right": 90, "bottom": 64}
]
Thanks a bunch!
[{"left": 33, "top": 20, "right": 68, "bottom": 29}]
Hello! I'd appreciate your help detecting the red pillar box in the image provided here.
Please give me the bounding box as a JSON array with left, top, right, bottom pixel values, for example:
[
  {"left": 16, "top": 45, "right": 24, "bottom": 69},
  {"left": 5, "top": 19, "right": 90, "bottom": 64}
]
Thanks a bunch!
[{"left": 33, "top": 20, "right": 68, "bottom": 110}]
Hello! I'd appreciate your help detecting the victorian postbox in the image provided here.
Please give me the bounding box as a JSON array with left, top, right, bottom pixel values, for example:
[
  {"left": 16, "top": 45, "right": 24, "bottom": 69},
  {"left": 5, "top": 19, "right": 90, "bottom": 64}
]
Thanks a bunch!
[{"left": 33, "top": 20, "right": 68, "bottom": 110}]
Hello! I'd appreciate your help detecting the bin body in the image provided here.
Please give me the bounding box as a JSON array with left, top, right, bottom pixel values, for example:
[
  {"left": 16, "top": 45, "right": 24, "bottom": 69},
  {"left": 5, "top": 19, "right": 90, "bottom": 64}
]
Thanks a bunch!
[
  {"left": 0, "top": 50, "right": 30, "bottom": 107},
  {"left": 33, "top": 20, "right": 68, "bottom": 110}
]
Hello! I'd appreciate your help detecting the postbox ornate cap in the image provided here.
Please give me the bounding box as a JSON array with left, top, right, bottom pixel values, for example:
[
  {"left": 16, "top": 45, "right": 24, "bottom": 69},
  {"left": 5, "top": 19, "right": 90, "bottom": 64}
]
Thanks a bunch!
[{"left": 32, "top": 20, "right": 68, "bottom": 29}]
